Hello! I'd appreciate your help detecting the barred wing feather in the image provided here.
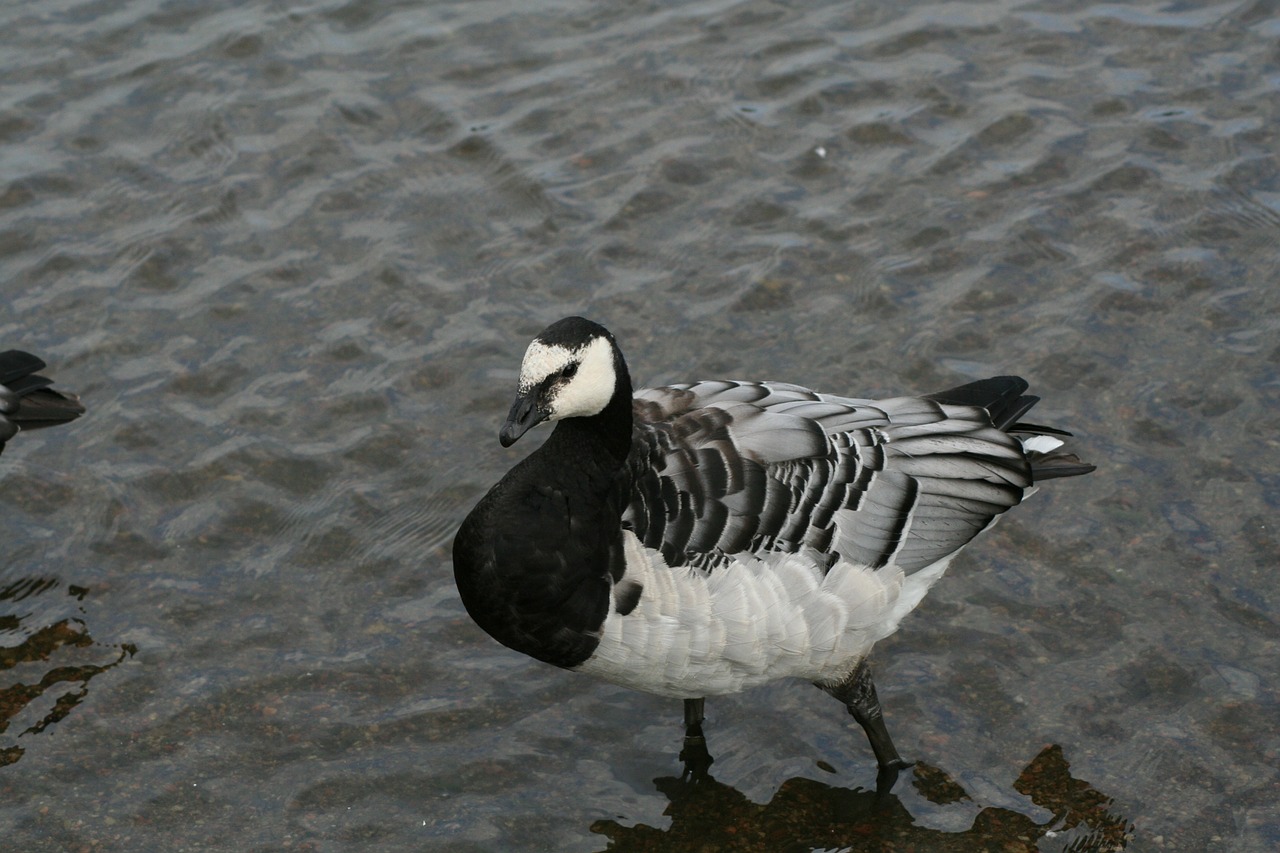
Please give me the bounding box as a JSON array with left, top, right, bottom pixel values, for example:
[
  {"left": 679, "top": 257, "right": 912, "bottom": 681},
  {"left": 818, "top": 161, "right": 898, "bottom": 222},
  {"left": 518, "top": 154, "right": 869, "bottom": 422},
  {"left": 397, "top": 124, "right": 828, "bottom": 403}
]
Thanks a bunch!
[{"left": 626, "top": 379, "right": 1033, "bottom": 575}]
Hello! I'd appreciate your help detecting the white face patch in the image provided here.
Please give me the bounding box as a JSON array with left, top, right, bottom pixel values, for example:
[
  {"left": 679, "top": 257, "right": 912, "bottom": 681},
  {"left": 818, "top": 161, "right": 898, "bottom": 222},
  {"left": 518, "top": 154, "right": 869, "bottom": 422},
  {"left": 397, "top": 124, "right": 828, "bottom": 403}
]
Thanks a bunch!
[
  {"left": 517, "top": 335, "right": 617, "bottom": 421},
  {"left": 551, "top": 336, "right": 617, "bottom": 419},
  {"left": 517, "top": 340, "right": 575, "bottom": 394}
]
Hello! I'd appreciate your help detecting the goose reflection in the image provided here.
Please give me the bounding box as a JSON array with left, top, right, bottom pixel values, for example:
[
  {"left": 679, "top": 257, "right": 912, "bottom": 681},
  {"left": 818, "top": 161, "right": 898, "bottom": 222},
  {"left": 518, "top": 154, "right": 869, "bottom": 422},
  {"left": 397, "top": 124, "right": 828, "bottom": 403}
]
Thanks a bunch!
[
  {"left": 1, "top": 577, "right": 135, "bottom": 767},
  {"left": 592, "top": 744, "right": 1132, "bottom": 852}
]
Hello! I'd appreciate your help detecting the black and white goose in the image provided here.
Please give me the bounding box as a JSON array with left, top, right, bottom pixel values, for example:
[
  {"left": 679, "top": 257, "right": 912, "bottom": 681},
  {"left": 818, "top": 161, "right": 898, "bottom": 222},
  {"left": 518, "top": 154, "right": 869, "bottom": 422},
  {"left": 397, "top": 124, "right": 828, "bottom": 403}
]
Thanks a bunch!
[
  {"left": 453, "top": 317, "right": 1094, "bottom": 784},
  {"left": 0, "top": 350, "right": 84, "bottom": 458}
]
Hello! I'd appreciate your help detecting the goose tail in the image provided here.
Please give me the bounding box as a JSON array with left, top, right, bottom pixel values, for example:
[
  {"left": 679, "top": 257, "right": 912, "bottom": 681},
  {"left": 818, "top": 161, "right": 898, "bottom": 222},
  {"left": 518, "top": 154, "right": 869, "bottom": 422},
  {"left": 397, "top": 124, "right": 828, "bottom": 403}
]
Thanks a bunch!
[{"left": 925, "top": 375, "right": 1095, "bottom": 483}]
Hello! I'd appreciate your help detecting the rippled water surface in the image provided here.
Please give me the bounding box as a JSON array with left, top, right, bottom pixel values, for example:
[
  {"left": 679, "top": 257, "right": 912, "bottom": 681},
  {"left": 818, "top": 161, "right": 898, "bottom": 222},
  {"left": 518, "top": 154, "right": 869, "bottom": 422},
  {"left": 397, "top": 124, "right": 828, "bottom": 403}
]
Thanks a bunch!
[{"left": 2, "top": 0, "right": 1278, "bottom": 850}]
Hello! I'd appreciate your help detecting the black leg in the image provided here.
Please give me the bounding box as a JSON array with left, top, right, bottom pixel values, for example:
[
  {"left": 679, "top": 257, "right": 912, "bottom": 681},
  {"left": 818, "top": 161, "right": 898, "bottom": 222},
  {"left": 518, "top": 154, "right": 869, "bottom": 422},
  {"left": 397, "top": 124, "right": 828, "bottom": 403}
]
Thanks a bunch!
[
  {"left": 683, "top": 697, "right": 705, "bottom": 739},
  {"left": 679, "top": 697, "right": 713, "bottom": 780},
  {"left": 818, "top": 660, "right": 913, "bottom": 790}
]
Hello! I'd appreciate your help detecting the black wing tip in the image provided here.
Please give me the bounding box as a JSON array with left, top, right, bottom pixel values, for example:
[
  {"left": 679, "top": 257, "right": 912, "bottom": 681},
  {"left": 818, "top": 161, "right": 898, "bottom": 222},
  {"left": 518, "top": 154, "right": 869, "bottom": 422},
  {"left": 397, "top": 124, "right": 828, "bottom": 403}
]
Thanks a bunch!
[
  {"left": 925, "top": 375, "right": 1034, "bottom": 430},
  {"left": 1010, "top": 421, "right": 1073, "bottom": 438}
]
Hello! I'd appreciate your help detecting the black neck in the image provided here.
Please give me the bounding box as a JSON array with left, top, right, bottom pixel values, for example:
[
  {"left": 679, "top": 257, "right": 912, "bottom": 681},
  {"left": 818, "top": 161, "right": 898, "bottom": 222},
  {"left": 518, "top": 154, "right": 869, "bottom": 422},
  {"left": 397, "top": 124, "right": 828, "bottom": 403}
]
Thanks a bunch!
[{"left": 546, "top": 379, "right": 633, "bottom": 463}]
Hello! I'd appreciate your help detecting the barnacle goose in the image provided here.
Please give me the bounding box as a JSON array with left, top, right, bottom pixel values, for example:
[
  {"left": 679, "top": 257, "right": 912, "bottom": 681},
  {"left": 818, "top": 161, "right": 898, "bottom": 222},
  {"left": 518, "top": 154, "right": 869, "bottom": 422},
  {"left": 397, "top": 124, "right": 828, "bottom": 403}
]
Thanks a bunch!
[
  {"left": 0, "top": 350, "right": 84, "bottom": 457},
  {"left": 453, "top": 317, "right": 1094, "bottom": 785}
]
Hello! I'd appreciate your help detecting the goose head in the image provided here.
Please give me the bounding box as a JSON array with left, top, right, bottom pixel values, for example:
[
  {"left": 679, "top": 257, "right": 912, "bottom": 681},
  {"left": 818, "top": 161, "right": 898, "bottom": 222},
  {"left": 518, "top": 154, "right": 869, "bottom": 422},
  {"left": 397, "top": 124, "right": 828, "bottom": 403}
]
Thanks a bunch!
[{"left": 499, "top": 317, "right": 623, "bottom": 447}]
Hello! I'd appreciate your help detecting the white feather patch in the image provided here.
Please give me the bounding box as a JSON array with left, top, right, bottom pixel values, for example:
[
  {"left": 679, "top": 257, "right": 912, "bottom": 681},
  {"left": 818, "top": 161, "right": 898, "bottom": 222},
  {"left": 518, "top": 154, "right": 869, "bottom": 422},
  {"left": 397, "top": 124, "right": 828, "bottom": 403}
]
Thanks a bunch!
[
  {"left": 574, "top": 531, "right": 948, "bottom": 697},
  {"left": 1020, "top": 434, "right": 1065, "bottom": 454}
]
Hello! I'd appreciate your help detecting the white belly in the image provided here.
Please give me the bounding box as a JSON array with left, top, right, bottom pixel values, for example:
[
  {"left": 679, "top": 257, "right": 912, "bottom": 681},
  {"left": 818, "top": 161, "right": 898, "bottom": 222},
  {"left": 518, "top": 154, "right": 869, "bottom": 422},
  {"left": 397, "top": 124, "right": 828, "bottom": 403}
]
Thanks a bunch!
[{"left": 574, "top": 531, "right": 955, "bottom": 697}]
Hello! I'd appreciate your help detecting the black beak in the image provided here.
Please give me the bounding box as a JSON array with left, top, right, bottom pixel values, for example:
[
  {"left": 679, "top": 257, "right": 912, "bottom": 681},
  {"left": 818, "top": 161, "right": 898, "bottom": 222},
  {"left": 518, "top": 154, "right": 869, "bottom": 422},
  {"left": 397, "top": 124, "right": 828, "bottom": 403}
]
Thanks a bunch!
[{"left": 499, "top": 390, "right": 546, "bottom": 447}]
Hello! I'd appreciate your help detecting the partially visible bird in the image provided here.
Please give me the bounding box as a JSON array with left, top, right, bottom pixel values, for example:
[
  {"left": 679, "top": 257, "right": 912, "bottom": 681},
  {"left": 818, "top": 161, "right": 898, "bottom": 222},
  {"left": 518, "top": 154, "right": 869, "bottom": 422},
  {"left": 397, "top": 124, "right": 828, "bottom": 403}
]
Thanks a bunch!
[
  {"left": 0, "top": 350, "right": 85, "bottom": 457},
  {"left": 452, "top": 317, "right": 1094, "bottom": 785}
]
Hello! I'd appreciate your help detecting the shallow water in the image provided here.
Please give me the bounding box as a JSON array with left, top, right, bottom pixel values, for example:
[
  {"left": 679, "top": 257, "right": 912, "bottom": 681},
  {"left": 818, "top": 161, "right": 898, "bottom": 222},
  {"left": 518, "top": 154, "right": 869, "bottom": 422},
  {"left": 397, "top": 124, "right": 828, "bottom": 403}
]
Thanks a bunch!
[{"left": 2, "top": 0, "right": 1278, "bottom": 850}]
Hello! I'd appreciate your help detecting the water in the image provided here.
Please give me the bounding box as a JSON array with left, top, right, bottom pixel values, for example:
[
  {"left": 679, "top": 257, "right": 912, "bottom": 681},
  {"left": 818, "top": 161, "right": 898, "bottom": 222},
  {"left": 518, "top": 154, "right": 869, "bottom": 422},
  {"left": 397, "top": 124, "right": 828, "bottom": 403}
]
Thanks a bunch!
[{"left": 2, "top": 0, "right": 1278, "bottom": 849}]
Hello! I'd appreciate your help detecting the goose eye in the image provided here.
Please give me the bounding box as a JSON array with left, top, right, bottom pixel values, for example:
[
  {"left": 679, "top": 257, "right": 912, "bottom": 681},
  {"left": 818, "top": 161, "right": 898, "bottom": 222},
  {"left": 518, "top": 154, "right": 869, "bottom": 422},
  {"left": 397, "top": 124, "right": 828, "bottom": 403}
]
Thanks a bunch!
[{"left": 561, "top": 362, "right": 578, "bottom": 379}]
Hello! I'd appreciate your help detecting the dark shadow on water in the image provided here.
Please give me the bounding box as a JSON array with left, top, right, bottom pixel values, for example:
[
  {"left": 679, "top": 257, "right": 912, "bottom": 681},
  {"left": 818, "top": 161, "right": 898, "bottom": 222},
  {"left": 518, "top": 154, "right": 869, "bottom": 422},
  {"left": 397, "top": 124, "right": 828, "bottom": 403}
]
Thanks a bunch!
[
  {"left": 592, "top": 744, "right": 1132, "bottom": 852},
  {"left": 0, "top": 576, "right": 135, "bottom": 768}
]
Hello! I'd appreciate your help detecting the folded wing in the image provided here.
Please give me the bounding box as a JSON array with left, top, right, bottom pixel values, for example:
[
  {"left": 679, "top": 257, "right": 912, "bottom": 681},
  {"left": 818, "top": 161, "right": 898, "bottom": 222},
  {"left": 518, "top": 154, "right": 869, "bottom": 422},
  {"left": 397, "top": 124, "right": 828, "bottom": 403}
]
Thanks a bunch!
[{"left": 625, "top": 377, "right": 1069, "bottom": 575}]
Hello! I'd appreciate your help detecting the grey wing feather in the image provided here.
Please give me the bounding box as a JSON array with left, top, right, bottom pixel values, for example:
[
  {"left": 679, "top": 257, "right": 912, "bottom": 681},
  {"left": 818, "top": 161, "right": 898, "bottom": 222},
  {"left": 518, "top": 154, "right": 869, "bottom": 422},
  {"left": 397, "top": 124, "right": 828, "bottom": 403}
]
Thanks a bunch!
[{"left": 627, "top": 380, "right": 1033, "bottom": 575}]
